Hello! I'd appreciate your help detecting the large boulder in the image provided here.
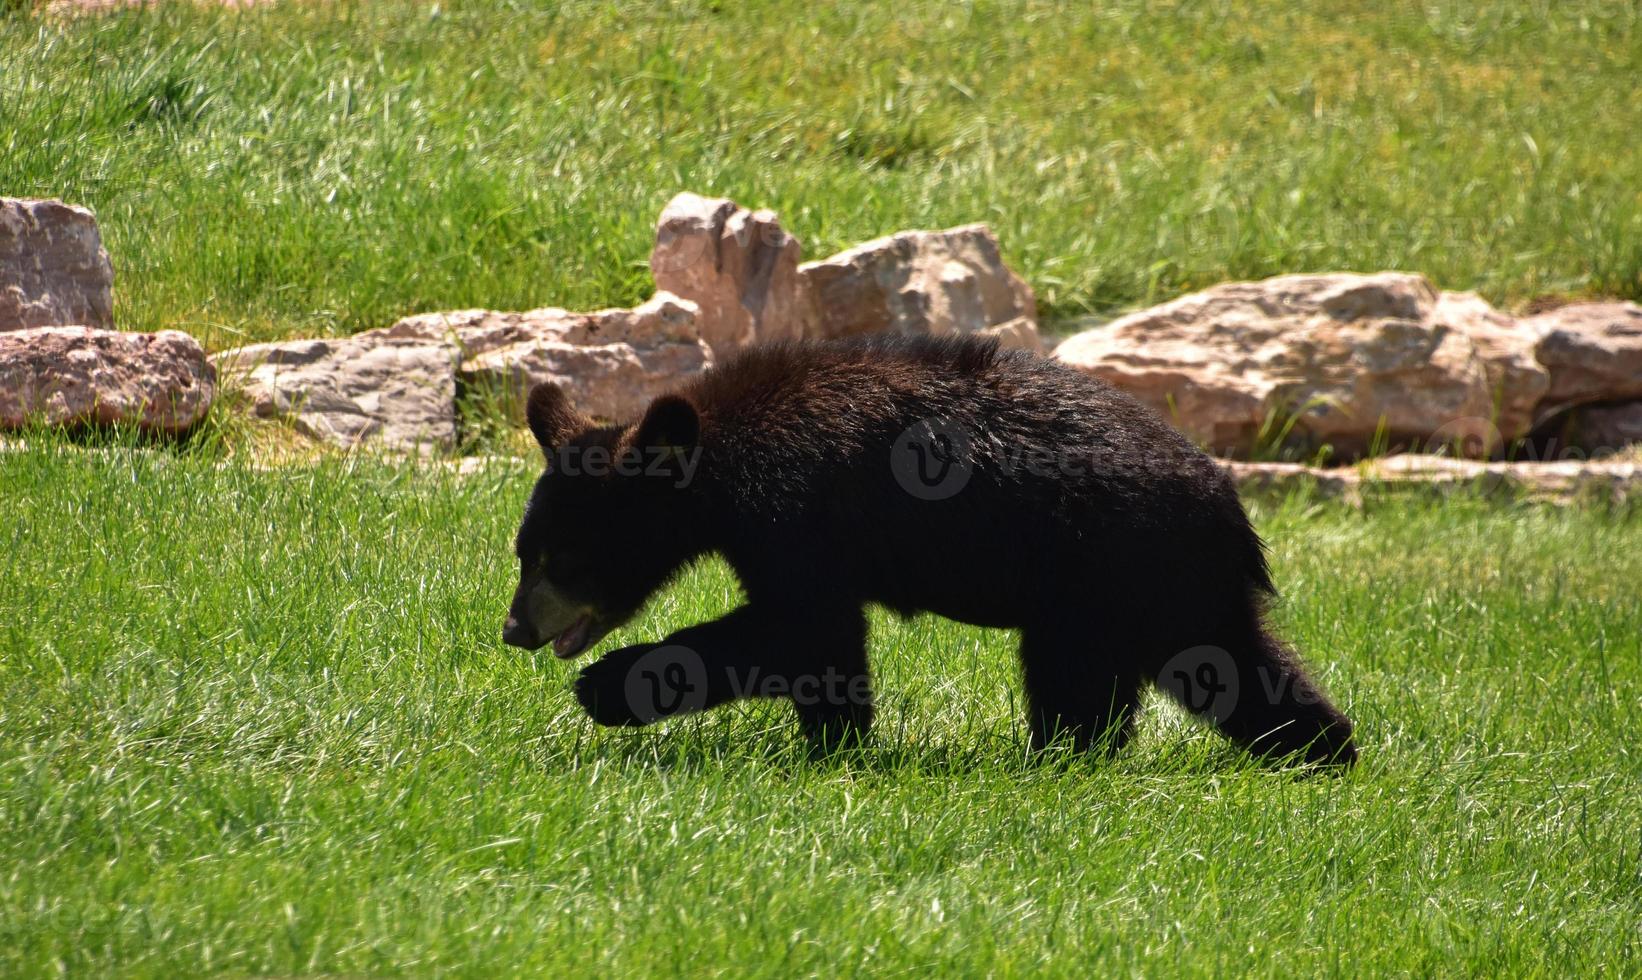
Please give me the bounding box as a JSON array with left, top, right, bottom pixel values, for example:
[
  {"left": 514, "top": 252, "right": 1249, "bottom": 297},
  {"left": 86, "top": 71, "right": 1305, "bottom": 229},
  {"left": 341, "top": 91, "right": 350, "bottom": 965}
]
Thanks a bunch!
[
  {"left": 646, "top": 194, "right": 1043, "bottom": 353},
  {"left": 1, "top": 198, "right": 115, "bottom": 332},
  {"left": 213, "top": 293, "right": 711, "bottom": 452},
  {"left": 650, "top": 193, "right": 806, "bottom": 356},
  {"left": 212, "top": 336, "right": 459, "bottom": 452},
  {"left": 1526, "top": 301, "right": 1642, "bottom": 409},
  {"left": 464, "top": 340, "right": 708, "bottom": 423},
  {"left": 1432, "top": 290, "right": 1548, "bottom": 439},
  {"left": 0, "top": 326, "right": 213, "bottom": 433},
  {"left": 1054, "top": 273, "right": 1512, "bottom": 457},
  {"left": 797, "top": 225, "right": 1042, "bottom": 351},
  {"left": 376, "top": 292, "right": 710, "bottom": 422}
]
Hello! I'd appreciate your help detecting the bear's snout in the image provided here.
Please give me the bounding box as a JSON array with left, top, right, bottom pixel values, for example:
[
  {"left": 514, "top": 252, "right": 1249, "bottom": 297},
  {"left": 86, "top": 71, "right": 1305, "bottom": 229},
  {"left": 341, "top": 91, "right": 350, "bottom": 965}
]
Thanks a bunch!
[{"left": 502, "top": 615, "right": 541, "bottom": 650}]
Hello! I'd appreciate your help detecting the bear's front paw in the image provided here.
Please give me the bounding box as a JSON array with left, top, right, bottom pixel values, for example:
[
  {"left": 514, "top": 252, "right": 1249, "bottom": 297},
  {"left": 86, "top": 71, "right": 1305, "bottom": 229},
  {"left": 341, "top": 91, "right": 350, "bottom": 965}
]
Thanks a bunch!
[
  {"left": 573, "top": 643, "right": 711, "bottom": 727},
  {"left": 573, "top": 651, "right": 649, "bottom": 727}
]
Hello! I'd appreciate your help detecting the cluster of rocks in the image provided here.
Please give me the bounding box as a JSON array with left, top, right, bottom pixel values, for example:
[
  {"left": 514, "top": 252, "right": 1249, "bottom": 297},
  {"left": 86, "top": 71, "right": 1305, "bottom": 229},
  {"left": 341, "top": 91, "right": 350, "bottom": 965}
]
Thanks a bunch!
[
  {"left": 651, "top": 192, "right": 1041, "bottom": 357},
  {"left": 0, "top": 191, "right": 1040, "bottom": 451},
  {"left": 213, "top": 293, "right": 709, "bottom": 451},
  {"left": 4, "top": 191, "right": 1640, "bottom": 477},
  {"left": 212, "top": 193, "right": 1042, "bottom": 451},
  {"left": 1054, "top": 272, "right": 1642, "bottom": 460},
  {"left": 1, "top": 198, "right": 214, "bottom": 433}
]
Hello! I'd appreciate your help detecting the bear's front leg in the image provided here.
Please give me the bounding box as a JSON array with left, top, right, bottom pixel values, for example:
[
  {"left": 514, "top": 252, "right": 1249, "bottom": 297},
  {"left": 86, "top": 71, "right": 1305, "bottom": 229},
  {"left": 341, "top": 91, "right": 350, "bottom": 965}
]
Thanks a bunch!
[
  {"left": 573, "top": 641, "right": 704, "bottom": 727},
  {"left": 572, "top": 604, "right": 873, "bottom": 751}
]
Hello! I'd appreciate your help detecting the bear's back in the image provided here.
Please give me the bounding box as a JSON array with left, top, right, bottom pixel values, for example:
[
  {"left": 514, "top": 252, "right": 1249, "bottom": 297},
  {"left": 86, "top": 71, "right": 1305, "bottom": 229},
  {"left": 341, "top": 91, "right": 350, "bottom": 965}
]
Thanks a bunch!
[
  {"left": 676, "top": 334, "right": 1268, "bottom": 617},
  {"left": 684, "top": 333, "right": 1218, "bottom": 498}
]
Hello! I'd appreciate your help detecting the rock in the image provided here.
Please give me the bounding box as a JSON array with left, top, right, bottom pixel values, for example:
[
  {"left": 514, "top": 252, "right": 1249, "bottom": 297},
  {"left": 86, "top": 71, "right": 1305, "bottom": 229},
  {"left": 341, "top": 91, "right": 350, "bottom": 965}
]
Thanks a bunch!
[
  {"left": 463, "top": 336, "right": 710, "bottom": 423},
  {"left": 0, "top": 326, "right": 213, "bottom": 432},
  {"left": 1, "top": 198, "right": 115, "bottom": 332},
  {"left": 646, "top": 194, "right": 1043, "bottom": 353},
  {"left": 377, "top": 292, "right": 711, "bottom": 422},
  {"left": 1526, "top": 302, "right": 1642, "bottom": 408},
  {"left": 1565, "top": 401, "right": 1642, "bottom": 452},
  {"left": 979, "top": 316, "right": 1046, "bottom": 354},
  {"left": 1221, "top": 461, "right": 1362, "bottom": 499},
  {"left": 372, "top": 291, "right": 700, "bottom": 355},
  {"left": 213, "top": 336, "right": 458, "bottom": 452},
  {"left": 797, "top": 224, "right": 1040, "bottom": 347},
  {"left": 650, "top": 193, "right": 806, "bottom": 355},
  {"left": 444, "top": 455, "right": 530, "bottom": 477},
  {"left": 1432, "top": 291, "right": 1548, "bottom": 440},
  {"left": 1532, "top": 400, "right": 1642, "bottom": 455},
  {"left": 1361, "top": 454, "right": 1642, "bottom": 503},
  {"left": 214, "top": 293, "right": 710, "bottom": 452},
  {"left": 1054, "top": 273, "right": 1511, "bottom": 458},
  {"left": 1224, "top": 456, "right": 1642, "bottom": 505}
]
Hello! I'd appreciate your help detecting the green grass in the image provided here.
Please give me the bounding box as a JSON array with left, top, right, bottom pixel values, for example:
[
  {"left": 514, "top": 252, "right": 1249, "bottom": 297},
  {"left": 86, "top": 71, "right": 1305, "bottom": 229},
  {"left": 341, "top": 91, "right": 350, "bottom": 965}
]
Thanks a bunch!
[
  {"left": 3, "top": 440, "right": 1639, "bottom": 975},
  {"left": 3, "top": 1, "right": 1640, "bottom": 347}
]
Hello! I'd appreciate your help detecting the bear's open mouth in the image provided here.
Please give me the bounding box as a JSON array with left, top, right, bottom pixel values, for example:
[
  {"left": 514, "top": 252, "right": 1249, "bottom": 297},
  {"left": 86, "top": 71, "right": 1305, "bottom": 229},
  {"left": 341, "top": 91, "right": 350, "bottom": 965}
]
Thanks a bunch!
[{"left": 552, "top": 613, "right": 595, "bottom": 659}]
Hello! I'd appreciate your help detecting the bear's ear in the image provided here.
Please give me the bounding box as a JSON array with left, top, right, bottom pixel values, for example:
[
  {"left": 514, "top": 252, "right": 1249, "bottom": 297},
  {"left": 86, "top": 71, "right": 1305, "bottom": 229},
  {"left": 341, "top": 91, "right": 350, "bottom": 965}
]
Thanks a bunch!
[
  {"left": 526, "top": 382, "right": 587, "bottom": 451},
  {"left": 634, "top": 394, "right": 700, "bottom": 453}
]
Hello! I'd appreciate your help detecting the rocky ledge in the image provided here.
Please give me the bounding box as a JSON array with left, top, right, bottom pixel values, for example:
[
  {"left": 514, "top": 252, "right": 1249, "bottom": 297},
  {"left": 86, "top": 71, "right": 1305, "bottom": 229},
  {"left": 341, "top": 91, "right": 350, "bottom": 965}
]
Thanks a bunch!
[{"left": 1055, "top": 272, "right": 1642, "bottom": 461}]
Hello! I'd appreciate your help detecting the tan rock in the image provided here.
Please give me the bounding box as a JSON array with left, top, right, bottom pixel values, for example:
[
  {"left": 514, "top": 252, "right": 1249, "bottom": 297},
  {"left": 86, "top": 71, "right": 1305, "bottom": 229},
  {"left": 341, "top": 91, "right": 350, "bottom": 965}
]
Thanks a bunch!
[
  {"left": 798, "top": 224, "right": 1040, "bottom": 347},
  {"left": 463, "top": 336, "right": 711, "bottom": 423},
  {"left": 650, "top": 193, "right": 806, "bottom": 355},
  {"left": 1224, "top": 455, "right": 1642, "bottom": 504},
  {"left": 1054, "top": 273, "right": 1509, "bottom": 457},
  {"left": 646, "top": 195, "right": 1044, "bottom": 352},
  {"left": 379, "top": 292, "right": 712, "bottom": 423},
  {"left": 1526, "top": 301, "right": 1642, "bottom": 408},
  {"left": 372, "top": 291, "right": 701, "bottom": 355},
  {"left": 1, "top": 198, "right": 115, "bottom": 331},
  {"left": 215, "top": 293, "right": 711, "bottom": 450},
  {"left": 1537, "top": 400, "right": 1642, "bottom": 454},
  {"left": 1432, "top": 290, "right": 1548, "bottom": 440},
  {"left": 0, "top": 326, "right": 213, "bottom": 432},
  {"left": 213, "top": 336, "right": 458, "bottom": 452},
  {"left": 980, "top": 316, "right": 1046, "bottom": 353}
]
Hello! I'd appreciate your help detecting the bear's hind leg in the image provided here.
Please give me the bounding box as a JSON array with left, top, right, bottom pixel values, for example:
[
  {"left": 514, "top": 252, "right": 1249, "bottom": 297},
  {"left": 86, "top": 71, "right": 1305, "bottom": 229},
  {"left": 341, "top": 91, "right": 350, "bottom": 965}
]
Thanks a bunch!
[{"left": 1019, "top": 626, "right": 1142, "bottom": 755}]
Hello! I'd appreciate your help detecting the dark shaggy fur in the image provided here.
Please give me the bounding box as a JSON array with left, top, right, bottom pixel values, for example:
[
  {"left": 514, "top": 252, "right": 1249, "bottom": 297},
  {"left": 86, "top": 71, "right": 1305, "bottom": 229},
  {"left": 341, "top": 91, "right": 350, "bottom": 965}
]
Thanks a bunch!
[{"left": 505, "top": 334, "right": 1356, "bottom": 766}]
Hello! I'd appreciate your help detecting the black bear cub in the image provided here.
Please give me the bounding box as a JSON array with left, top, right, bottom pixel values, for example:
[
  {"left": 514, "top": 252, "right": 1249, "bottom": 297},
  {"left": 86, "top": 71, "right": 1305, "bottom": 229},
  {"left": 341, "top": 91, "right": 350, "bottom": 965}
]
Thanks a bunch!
[{"left": 504, "top": 334, "right": 1356, "bottom": 766}]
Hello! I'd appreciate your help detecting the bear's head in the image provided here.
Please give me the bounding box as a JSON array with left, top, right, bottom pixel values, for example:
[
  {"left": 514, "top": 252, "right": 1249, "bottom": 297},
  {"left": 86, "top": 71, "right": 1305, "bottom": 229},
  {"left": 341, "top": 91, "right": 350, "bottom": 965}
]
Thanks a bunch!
[{"left": 503, "top": 382, "right": 704, "bottom": 657}]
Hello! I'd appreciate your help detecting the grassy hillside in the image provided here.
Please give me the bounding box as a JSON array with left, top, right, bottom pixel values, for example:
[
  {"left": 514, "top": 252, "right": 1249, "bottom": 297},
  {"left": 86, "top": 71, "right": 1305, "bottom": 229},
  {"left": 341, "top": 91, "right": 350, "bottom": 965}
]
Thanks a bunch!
[
  {"left": 2, "top": 443, "right": 1639, "bottom": 975},
  {"left": 3, "top": 1, "right": 1640, "bottom": 347}
]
